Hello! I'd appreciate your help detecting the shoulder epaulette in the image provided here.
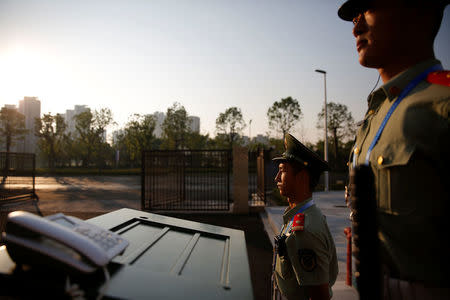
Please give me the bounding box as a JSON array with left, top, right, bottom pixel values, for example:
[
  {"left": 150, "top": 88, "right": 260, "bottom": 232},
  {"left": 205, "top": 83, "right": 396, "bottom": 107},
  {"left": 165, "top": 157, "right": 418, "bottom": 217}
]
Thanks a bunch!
[
  {"left": 426, "top": 70, "right": 450, "bottom": 87},
  {"left": 291, "top": 213, "right": 305, "bottom": 232}
]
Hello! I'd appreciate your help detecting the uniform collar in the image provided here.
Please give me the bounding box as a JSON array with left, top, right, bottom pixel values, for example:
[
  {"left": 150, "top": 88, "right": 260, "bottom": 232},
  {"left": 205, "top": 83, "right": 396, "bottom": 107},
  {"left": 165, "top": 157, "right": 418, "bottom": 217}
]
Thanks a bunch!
[
  {"left": 379, "top": 59, "right": 442, "bottom": 102},
  {"left": 283, "top": 197, "right": 313, "bottom": 225}
]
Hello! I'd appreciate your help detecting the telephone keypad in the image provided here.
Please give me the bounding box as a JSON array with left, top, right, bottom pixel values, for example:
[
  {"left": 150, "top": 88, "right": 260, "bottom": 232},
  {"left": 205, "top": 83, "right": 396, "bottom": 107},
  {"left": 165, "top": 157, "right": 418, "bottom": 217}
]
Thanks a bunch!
[{"left": 75, "top": 226, "right": 124, "bottom": 252}]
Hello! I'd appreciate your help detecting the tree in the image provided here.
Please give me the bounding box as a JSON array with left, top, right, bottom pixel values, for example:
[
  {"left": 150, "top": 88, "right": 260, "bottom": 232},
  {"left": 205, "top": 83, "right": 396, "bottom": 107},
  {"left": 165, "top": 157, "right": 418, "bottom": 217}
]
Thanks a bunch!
[
  {"left": 161, "top": 102, "right": 190, "bottom": 150},
  {"left": 123, "top": 114, "right": 156, "bottom": 166},
  {"left": 215, "top": 107, "right": 246, "bottom": 149},
  {"left": 185, "top": 132, "right": 211, "bottom": 149},
  {"left": 0, "top": 107, "right": 28, "bottom": 153},
  {"left": 267, "top": 97, "right": 302, "bottom": 138},
  {"left": 317, "top": 101, "right": 356, "bottom": 163},
  {"left": 34, "top": 113, "right": 67, "bottom": 169},
  {"left": 75, "top": 108, "right": 115, "bottom": 167},
  {"left": 0, "top": 107, "right": 28, "bottom": 184},
  {"left": 74, "top": 110, "right": 95, "bottom": 167},
  {"left": 269, "top": 137, "right": 285, "bottom": 155}
]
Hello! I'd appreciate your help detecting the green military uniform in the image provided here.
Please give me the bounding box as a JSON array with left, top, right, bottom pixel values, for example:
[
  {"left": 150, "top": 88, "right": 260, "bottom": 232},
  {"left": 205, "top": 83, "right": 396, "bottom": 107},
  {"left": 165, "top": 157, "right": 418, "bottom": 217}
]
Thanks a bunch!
[
  {"left": 274, "top": 198, "right": 338, "bottom": 300},
  {"left": 348, "top": 59, "right": 450, "bottom": 285},
  {"left": 272, "top": 134, "right": 338, "bottom": 299}
]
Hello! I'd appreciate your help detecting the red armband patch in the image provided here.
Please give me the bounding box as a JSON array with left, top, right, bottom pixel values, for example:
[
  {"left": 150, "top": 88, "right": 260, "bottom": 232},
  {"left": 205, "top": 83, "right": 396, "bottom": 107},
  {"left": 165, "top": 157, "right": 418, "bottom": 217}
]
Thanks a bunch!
[
  {"left": 426, "top": 70, "right": 450, "bottom": 87},
  {"left": 292, "top": 213, "right": 305, "bottom": 231}
]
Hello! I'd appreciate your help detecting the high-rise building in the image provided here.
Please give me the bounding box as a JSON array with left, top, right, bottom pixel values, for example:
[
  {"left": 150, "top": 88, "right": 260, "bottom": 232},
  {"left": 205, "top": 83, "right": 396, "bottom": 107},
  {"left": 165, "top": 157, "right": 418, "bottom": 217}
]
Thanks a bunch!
[
  {"left": 153, "top": 111, "right": 166, "bottom": 138},
  {"left": 62, "top": 105, "right": 89, "bottom": 136},
  {"left": 188, "top": 116, "right": 200, "bottom": 133},
  {"left": 4, "top": 104, "right": 17, "bottom": 110},
  {"left": 18, "top": 97, "right": 41, "bottom": 153},
  {"left": 112, "top": 129, "right": 124, "bottom": 145},
  {"left": 152, "top": 112, "right": 200, "bottom": 138}
]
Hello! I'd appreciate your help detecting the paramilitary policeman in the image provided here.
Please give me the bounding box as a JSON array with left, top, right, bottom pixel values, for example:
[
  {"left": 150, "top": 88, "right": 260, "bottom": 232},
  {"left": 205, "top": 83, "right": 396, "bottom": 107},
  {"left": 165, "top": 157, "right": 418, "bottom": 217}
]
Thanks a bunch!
[
  {"left": 272, "top": 133, "right": 338, "bottom": 300},
  {"left": 338, "top": 0, "right": 450, "bottom": 298}
]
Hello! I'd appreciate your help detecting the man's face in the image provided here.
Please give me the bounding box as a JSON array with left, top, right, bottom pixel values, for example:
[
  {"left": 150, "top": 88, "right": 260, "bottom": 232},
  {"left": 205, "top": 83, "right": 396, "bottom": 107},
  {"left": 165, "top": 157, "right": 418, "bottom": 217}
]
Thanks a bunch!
[
  {"left": 352, "top": 0, "right": 410, "bottom": 68},
  {"left": 275, "top": 162, "right": 296, "bottom": 198}
]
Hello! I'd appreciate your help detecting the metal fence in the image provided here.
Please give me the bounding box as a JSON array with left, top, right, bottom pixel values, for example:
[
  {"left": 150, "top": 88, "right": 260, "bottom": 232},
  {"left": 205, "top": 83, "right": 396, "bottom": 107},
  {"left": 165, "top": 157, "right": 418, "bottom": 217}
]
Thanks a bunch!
[
  {"left": 0, "top": 152, "right": 41, "bottom": 212},
  {"left": 142, "top": 150, "right": 231, "bottom": 211}
]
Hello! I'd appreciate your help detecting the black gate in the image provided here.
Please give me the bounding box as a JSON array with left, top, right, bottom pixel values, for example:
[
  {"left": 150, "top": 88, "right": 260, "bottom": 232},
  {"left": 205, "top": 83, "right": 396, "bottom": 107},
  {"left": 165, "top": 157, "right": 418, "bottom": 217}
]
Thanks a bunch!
[
  {"left": 0, "top": 152, "right": 39, "bottom": 205},
  {"left": 142, "top": 150, "right": 231, "bottom": 211},
  {"left": 1, "top": 152, "right": 42, "bottom": 233}
]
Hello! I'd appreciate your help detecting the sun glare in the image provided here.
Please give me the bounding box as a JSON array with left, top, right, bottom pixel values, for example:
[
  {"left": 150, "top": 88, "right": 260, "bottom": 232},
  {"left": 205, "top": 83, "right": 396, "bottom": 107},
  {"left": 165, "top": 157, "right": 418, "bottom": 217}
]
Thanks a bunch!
[
  {"left": 0, "top": 45, "right": 70, "bottom": 113},
  {"left": 0, "top": 46, "right": 42, "bottom": 100}
]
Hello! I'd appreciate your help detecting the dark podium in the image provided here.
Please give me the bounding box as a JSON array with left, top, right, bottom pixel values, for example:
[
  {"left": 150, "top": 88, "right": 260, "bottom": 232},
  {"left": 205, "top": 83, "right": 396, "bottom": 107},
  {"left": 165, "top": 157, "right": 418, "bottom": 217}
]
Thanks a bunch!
[{"left": 0, "top": 208, "right": 254, "bottom": 299}]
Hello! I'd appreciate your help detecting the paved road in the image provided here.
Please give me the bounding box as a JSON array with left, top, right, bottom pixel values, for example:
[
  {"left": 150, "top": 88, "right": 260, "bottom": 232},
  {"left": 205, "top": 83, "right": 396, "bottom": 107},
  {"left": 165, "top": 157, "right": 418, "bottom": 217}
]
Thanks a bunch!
[{"left": 35, "top": 176, "right": 141, "bottom": 213}]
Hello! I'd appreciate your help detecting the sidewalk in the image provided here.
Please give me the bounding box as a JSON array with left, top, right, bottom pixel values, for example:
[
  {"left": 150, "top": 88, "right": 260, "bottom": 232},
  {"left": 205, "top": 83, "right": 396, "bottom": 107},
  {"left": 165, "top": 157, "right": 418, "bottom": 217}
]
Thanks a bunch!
[{"left": 260, "top": 191, "right": 358, "bottom": 300}]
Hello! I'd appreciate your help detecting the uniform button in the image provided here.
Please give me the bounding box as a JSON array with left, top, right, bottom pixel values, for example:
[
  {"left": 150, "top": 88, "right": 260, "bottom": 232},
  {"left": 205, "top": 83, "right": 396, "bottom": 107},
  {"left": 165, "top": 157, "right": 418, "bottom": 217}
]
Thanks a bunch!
[
  {"left": 354, "top": 147, "right": 359, "bottom": 154},
  {"left": 303, "top": 161, "right": 308, "bottom": 166},
  {"left": 377, "top": 156, "right": 384, "bottom": 165},
  {"left": 368, "top": 109, "right": 374, "bottom": 115},
  {"left": 346, "top": 162, "right": 349, "bottom": 166}
]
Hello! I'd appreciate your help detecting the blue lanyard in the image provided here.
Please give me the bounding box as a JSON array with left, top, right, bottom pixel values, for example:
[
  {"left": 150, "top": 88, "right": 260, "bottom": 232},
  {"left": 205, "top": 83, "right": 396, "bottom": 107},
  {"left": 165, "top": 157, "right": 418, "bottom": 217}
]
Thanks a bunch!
[
  {"left": 282, "top": 200, "right": 315, "bottom": 235},
  {"left": 359, "top": 64, "right": 443, "bottom": 166}
]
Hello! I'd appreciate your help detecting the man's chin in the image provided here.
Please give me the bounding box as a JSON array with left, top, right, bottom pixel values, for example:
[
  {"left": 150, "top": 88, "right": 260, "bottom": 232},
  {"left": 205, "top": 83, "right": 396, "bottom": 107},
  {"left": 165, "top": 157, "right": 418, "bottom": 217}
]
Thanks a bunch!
[{"left": 358, "top": 52, "right": 382, "bottom": 69}]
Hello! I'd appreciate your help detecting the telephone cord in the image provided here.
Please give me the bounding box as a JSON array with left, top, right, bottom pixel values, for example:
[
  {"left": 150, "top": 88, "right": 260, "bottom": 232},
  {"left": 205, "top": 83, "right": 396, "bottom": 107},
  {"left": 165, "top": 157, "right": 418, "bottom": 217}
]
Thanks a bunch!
[
  {"left": 96, "top": 266, "right": 111, "bottom": 300},
  {"left": 64, "top": 266, "right": 110, "bottom": 300},
  {"left": 65, "top": 276, "right": 86, "bottom": 300}
]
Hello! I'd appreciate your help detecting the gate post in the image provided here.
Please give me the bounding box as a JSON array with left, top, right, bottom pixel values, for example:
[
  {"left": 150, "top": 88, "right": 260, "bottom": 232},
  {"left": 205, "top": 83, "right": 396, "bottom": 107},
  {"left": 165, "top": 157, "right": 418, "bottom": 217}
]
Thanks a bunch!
[
  {"left": 232, "top": 146, "right": 248, "bottom": 214},
  {"left": 256, "top": 149, "right": 265, "bottom": 204}
]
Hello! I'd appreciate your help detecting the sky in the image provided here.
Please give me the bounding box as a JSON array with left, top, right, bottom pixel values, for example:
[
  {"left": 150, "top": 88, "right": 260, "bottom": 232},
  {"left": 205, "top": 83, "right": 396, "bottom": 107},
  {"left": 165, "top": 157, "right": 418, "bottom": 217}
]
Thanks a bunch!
[{"left": 0, "top": 0, "right": 449, "bottom": 143}]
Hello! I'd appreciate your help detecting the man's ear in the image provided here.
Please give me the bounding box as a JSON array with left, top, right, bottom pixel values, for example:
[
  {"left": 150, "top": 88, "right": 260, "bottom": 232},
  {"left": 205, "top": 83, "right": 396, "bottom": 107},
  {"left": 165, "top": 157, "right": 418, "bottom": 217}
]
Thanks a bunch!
[{"left": 295, "top": 168, "right": 310, "bottom": 188}]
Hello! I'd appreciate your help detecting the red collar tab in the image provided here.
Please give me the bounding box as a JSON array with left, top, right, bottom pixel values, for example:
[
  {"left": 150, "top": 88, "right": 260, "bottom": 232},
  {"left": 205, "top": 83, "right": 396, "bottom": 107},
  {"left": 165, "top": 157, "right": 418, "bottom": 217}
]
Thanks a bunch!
[
  {"left": 291, "top": 213, "right": 305, "bottom": 231},
  {"left": 426, "top": 70, "right": 450, "bottom": 87}
]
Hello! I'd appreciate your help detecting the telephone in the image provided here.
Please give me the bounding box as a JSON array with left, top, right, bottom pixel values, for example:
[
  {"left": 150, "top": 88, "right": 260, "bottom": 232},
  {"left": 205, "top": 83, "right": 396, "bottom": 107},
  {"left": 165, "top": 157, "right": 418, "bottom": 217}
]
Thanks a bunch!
[{"left": 1, "top": 211, "right": 129, "bottom": 273}]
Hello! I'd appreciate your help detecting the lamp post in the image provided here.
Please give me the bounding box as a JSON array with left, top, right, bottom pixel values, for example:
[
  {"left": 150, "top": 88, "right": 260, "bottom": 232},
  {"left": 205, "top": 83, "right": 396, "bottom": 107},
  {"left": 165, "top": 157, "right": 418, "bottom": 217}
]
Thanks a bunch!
[{"left": 315, "top": 69, "right": 329, "bottom": 192}]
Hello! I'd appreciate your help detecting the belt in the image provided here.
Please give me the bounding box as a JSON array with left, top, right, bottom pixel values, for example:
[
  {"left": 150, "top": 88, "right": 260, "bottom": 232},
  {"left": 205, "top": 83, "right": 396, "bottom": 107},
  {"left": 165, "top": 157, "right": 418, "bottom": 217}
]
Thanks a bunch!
[{"left": 384, "top": 276, "right": 450, "bottom": 300}]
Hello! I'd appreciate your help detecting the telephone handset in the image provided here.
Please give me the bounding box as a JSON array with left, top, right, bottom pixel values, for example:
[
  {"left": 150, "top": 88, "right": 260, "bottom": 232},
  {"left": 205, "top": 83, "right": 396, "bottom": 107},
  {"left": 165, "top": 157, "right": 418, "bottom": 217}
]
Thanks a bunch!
[{"left": 1, "top": 211, "right": 129, "bottom": 273}]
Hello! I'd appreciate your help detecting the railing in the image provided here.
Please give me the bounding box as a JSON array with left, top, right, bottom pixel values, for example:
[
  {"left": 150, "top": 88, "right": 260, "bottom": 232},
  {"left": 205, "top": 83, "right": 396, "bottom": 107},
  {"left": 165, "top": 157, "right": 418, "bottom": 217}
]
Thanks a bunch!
[
  {"left": 142, "top": 150, "right": 231, "bottom": 211},
  {"left": 0, "top": 152, "right": 41, "bottom": 233},
  {"left": 0, "top": 152, "right": 39, "bottom": 204}
]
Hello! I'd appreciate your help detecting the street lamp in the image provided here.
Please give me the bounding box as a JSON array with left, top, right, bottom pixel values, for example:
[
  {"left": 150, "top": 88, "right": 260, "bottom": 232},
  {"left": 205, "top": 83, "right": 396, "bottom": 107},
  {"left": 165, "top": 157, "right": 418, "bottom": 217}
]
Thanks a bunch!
[{"left": 315, "top": 69, "right": 329, "bottom": 192}]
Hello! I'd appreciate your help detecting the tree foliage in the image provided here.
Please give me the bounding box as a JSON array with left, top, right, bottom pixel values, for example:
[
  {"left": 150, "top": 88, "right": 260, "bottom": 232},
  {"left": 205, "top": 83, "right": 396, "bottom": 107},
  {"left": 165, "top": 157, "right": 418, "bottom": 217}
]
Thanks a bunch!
[
  {"left": 74, "top": 108, "right": 115, "bottom": 167},
  {"left": 161, "top": 102, "right": 190, "bottom": 150},
  {"left": 185, "top": 132, "right": 211, "bottom": 150},
  {"left": 267, "top": 97, "right": 302, "bottom": 138},
  {"left": 317, "top": 101, "right": 356, "bottom": 161},
  {"left": 34, "top": 113, "right": 67, "bottom": 169},
  {"left": 0, "top": 107, "right": 28, "bottom": 152},
  {"left": 215, "top": 107, "right": 246, "bottom": 149},
  {"left": 120, "top": 114, "right": 156, "bottom": 166}
]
